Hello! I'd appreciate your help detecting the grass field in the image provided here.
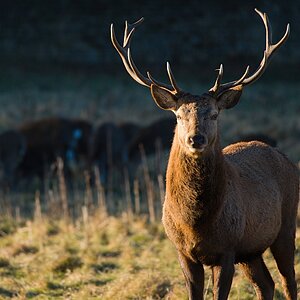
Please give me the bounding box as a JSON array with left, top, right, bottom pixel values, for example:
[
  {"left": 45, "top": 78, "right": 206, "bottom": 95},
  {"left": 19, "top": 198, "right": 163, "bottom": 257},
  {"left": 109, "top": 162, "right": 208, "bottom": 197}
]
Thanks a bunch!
[{"left": 0, "top": 211, "right": 299, "bottom": 299}]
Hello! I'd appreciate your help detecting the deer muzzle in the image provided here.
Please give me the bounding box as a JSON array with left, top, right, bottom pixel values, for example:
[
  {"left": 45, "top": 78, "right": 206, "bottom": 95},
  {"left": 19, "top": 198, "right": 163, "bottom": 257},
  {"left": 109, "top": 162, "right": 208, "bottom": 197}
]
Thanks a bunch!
[{"left": 186, "top": 134, "right": 208, "bottom": 153}]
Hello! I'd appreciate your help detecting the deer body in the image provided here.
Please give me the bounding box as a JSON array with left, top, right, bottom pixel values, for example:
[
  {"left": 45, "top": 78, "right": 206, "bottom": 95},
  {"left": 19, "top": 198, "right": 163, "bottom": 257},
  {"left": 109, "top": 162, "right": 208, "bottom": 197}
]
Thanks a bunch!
[
  {"left": 164, "top": 132, "right": 298, "bottom": 300},
  {"left": 163, "top": 130, "right": 297, "bottom": 266},
  {"left": 111, "top": 9, "right": 298, "bottom": 299}
]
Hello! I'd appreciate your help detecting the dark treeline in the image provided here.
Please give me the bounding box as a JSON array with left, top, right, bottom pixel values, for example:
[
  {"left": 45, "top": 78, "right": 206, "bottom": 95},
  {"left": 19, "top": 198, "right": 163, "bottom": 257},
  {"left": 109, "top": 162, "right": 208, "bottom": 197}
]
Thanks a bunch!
[{"left": 0, "top": 0, "right": 298, "bottom": 78}]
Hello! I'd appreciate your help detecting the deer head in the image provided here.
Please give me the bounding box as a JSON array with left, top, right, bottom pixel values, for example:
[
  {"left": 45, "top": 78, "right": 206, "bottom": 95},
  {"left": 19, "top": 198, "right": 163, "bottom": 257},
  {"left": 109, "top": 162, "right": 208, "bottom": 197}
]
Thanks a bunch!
[{"left": 111, "top": 9, "right": 289, "bottom": 158}]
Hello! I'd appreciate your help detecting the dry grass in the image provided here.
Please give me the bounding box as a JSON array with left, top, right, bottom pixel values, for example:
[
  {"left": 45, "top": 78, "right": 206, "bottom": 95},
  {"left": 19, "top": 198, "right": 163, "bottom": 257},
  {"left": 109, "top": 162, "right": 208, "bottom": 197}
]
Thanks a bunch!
[{"left": 0, "top": 212, "right": 299, "bottom": 299}]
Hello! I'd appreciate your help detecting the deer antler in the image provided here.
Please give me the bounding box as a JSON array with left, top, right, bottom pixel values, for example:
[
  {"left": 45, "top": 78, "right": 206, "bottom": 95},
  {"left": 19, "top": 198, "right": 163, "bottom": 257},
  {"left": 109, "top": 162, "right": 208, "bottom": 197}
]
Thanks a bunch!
[
  {"left": 210, "top": 9, "right": 290, "bottom": 95},
  {"left": 111, "top": 19, "right": 181, "bottom": 94}
]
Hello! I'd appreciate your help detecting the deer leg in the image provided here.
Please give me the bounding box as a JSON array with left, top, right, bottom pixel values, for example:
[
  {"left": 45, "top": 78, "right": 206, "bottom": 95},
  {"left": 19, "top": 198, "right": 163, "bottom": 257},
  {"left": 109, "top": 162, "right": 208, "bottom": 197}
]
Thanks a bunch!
[
  {"left": 270, "top": 235, "right": 297, "bottom": 300},
  {"left": 211, "top": 254, "right": 235, "bottom": 300},
  {"left": 177, "top": 251, "right": 204, "bottom": 300},
  {"left": 240, "top": 256, "right": 274, "bottom": 300}
]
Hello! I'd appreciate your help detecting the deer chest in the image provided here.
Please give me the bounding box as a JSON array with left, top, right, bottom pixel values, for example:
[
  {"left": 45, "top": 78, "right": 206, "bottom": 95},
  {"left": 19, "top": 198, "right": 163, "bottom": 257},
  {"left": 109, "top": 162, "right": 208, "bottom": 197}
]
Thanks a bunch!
[{"left": 162, "top": 197, "right": 245, "bottom": 264}]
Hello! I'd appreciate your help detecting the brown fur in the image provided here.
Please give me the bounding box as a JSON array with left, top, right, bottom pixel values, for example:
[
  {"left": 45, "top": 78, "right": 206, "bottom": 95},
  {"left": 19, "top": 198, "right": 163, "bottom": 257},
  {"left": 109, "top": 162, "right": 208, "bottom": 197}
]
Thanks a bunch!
[
  {"left": 164, "top": 134, "right": 298, "bottom": 259},
  {"left": 163, "top": 123, "right": 299, "bottom": 299}
]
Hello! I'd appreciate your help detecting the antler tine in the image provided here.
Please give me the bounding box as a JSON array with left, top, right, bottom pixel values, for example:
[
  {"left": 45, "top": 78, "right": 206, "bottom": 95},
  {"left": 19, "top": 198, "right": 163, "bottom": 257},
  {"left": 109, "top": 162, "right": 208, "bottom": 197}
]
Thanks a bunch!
[
  {"left": 167, "top": 62, "right": 181, "bottom": 93},
  {"left": 145, "top": 71, "right": 175, "bottom": 91},
  {"left": 254, "top": 9, "right": 290, "bottom": 56},
  {"left": 210, "top": 64, "right": 223, "bottom": 93},
  {"left": 272, "top": 23, "right": 290, "bottom": 51},
  {"left": 111, "top": 18, "right": 182, "bottom": 94},
  {"left": 146, "top": 63, "right": 182, "bottom": 93},
  {"left": 233, "top": 66, "right": 250, "bottom": 85},
  {"left": 215, "top": 65, "right": 250, "bottom": 94},
  {"left": 255, "top": 9, "right": 272, "bottom": 51},
  {"left": 240, "top": 9, "right": 290, "bottom": 86},
  {"left": 127, "top": 48, "right": 153, "bottom": 86},
  {"left": 123, "top": 18, "right": 144, "bottom": 47},
  {"left": 111, "top": 19, "right": 152, "bottom": 87},
  {"left": 213, "top": 9, "right": 290, "bottom": 95},
  {"left": 255, "top": 8, "right": 290, "bottom": 61}
]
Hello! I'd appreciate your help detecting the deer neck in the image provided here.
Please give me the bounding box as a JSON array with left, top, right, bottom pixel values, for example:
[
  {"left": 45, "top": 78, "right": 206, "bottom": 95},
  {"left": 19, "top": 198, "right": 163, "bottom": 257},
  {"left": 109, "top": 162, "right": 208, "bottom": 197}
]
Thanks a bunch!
[{"left": 166, "top": 127, "right": 226, "bottom": 224}]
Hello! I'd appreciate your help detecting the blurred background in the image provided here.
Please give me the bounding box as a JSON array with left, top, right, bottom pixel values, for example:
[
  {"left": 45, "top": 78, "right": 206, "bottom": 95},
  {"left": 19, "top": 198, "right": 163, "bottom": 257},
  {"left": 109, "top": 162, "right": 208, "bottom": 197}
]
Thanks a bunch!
[{"left": 0, "top": 0, "right": 299, "bottom": 216}]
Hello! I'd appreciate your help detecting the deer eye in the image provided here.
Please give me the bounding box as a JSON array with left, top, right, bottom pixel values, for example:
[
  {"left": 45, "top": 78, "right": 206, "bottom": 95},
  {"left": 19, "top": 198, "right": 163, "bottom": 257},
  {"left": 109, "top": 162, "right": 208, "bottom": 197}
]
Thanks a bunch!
[
  {"left": 176, "top": 115, "right": 182, "bottom": 120},
  {"left": 210, "top": 113, "right": 218, "bottom": 120}
]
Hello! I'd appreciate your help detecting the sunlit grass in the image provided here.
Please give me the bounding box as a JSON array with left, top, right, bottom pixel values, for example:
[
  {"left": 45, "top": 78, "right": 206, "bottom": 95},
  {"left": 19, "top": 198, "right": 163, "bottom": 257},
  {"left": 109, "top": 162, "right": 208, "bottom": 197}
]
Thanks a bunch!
[{"left": 0, "top": 213, "right": 298, "bottom": 299}]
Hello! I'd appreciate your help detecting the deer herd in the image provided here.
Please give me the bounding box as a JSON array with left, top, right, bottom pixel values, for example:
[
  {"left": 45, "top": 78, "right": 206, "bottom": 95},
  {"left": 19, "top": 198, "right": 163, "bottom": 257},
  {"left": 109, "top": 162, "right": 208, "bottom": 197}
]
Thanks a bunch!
[
  {"left": 0, "top": 116, "right": 177, "bottom": 186},
  {"left": 111, "top": 8, "right": 299, "bottom": 300}
]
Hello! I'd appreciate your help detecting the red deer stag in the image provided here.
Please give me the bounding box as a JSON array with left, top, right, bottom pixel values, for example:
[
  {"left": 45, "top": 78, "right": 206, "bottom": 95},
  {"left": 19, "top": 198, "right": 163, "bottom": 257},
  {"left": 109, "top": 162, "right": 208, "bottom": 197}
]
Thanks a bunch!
[{"left": 111, "top": 9, "right": 298, "bottom": 300}]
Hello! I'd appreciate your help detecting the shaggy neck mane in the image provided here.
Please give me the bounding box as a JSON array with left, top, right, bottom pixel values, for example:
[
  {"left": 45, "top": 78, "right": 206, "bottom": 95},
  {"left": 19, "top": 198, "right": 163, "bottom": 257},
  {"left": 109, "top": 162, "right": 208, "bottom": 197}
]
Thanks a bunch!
[{"left": 166, "top": 127, "right": 226, "bottom": 226}]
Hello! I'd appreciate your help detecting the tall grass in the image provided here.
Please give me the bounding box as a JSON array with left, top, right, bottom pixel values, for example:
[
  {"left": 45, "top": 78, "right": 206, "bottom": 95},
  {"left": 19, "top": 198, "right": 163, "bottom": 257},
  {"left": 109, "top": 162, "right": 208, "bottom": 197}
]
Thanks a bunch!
[{"left": 0, "top": 197, "right": 299, "bottom": 299}]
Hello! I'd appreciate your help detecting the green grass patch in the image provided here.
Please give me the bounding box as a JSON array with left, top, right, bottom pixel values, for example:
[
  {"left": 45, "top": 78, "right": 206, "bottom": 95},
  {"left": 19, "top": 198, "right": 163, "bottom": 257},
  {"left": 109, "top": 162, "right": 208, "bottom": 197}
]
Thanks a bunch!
[
  {"left": 0, "top": 218, "right": 17, "bottom": 237},
  {"left": 91, "top": 262, "right": 119, "bottom": 274},
  {"left": 13, "top": 245, "right": 39, "bottom": 256},
  {"left": 53, "top": 256, "right": 83, "bottom": 273},
  {"left": 0, "top": 257, "right": 10, "bottom": 268}
]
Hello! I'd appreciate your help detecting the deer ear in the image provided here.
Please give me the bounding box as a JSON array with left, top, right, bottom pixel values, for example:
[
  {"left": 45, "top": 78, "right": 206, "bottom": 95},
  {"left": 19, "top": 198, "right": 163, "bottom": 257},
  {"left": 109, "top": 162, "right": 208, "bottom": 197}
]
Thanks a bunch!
[
  {"left": 150, "top": 84, "right": 178, "bottom": 110},
  {"left": 216, "top": 85, "right": 243, "bottom": 110}
]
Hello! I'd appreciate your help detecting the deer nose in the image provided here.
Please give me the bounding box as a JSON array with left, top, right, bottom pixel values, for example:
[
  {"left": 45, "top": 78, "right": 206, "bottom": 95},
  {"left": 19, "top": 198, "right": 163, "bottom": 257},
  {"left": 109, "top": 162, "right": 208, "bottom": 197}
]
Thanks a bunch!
[{"left": 187, "top": 134, "right": 207, "bottom": 149}]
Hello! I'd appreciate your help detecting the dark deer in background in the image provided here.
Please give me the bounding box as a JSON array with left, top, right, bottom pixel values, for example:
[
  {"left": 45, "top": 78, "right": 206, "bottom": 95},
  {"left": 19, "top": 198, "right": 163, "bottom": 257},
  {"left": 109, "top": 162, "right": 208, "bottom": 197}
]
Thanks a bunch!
[
  {"left": 128, "top": 117, "right": 176, "bottom": 161},
  {"left": 89, "top": 122, "right": 126, "bottom": 182},
  {"left": 89, "top": 121, "right": 140, "bottom": 181},
  {"left": 111, "top": 9, "right": 299, "bottom": 300},
  {"left": 0, "top": 130, "right": 26, "bottom": 186},
  {"left": 18, "top": 117, "right": 92, "bottom": 178}
]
